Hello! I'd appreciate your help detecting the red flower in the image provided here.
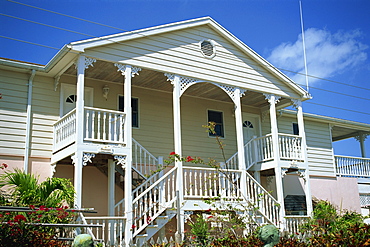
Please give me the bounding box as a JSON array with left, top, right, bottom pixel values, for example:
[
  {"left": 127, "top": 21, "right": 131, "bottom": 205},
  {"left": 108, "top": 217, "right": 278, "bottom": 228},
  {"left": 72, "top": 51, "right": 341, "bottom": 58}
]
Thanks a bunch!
[
  {"left": 14, "top": 214, "right": 26, "bottom": 222},
  {"left": 131, "top": 224, "right": 136, "bottom": 229},
  {"left": 186, "top": 156, "right": 194, "bottom": 162},
  {"left": 146, "top": 216, "right": 152, "bottom": 224},
  {"left": 29, "top": 205, "right": 35, "bottom": 210},
  {"left": 169, "top": 152, "right": 176, "bottom": 155},
  {"left": 207, "top": 215, "right": 213, "bottom": 219}
]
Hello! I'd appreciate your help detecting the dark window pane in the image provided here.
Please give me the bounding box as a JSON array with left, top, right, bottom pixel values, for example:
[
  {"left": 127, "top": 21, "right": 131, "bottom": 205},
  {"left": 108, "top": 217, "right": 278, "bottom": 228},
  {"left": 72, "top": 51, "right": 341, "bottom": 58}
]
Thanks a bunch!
[
  {"left": 293, "top": 123, "right": 299, "bottom": 135},
  {"left": 208, "top": 110, "right": 224, "bottom": 137},
  {"left": 119, "top": 96, "right": 138, "bottom": 128}
]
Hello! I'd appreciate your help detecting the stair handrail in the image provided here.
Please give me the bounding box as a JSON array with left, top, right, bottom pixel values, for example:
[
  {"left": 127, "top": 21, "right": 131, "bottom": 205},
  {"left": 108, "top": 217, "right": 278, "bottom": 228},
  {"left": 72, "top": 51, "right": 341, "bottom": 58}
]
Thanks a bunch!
[
  {"left": 132, "top": 138, "right": 161, "bottom": 178},
  {"left": 132, "top": 166, "right": 178, "bottom": 237},
  {"left": 244, "top": 171, "right": 281, "bottom": 226},
  {"left": 114, "top": 170, "right": 164, "bottom": 215},
  {"left": 226, "top": 136, "right": 257, "bottom": 170}
]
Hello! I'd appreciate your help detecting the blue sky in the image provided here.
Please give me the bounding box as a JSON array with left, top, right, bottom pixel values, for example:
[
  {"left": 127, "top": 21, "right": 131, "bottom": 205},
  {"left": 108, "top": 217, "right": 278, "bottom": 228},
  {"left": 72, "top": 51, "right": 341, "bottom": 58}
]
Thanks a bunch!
[{"left": 1, "top": 0, "right": 369, "bottom": 157}]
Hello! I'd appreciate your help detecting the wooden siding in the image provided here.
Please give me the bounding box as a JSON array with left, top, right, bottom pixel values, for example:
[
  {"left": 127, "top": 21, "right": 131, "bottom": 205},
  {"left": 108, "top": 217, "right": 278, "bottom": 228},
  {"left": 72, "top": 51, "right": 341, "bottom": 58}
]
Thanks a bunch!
[
  {"left": 275, "top": 115, "right": 335, "bottom": 177},
  {"left": 0, "top": 69, "right": 28, "bottom": 156},
  {"left": 0, "top": 69, "right": 60, "bottom": 158},
  {"left": 84, "top": 26, "right": 301, "bottom": 99},
  {"left": 307, "top": 147, "right": 335, "bottom": 177},
  {"left": 29, "top": 75, "right": 59, "bottom": 158},
  {"left": 131, "top": 86, "right": 238, "bottom": 163}
]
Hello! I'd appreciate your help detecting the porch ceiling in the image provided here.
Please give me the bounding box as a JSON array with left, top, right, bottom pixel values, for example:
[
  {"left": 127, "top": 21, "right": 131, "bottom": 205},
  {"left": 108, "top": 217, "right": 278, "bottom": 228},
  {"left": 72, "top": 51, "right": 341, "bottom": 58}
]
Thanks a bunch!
[
  {"left": 331, "top": 126, "right": 369, "bottom": 142},
  {"left": 63, "top": 60, "right": 292, "bottom": 108}
]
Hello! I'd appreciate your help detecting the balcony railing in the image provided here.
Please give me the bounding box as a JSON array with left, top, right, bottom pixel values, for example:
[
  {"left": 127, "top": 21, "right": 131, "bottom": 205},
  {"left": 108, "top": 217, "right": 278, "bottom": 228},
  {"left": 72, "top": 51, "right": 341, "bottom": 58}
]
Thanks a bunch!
[
  {"left": 53, "top": 107, "right": 126, "bottom": 152},
  {"left": 335, "top": 155, "right": 370, "bottom": 178},
  {"left": 226, "top": 133, "right": 303, "bottom": 170}
]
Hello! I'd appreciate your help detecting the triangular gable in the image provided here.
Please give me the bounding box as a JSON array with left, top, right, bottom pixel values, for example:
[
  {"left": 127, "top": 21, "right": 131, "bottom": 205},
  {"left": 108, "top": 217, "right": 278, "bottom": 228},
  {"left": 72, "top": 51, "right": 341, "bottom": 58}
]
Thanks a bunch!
[{"left": 49, "top": 17, "right": 309, "bottom": 99}]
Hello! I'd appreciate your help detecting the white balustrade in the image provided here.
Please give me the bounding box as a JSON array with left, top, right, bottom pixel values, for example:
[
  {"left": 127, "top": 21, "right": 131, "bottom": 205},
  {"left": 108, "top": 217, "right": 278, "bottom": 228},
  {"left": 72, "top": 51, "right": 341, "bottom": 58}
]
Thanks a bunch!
[
  {"left": 53, "top": 109, "right": 76, "bottom": 152},
  {"left": 278, "top": 134, "right": 303, "bottom": 161},
  {"left": 83, "top": 216, "right": 126, "bottom": 246},
  {"left": 255, "top": 134, "right": 274, "bottom": 162},
  {"left": 132, "top": 138, "right": 161, "bottom": 178},
  {"left": 335, "top": 155, "right": 370, "bottom": 177},
  {"left": 183, "top": 167, "right": 241, "bottom": 199},
  {"left": 285, "top": 216, "right": 309, "bottom": 235},
  {"left": 131, "top": 167, "right": 177, "bottom": 237},
  {"left": 84, "top": 107, "right": 125, "bottom": 144},
  {"left": 245, "top": 172, "right": 280, "bottom": 226}
]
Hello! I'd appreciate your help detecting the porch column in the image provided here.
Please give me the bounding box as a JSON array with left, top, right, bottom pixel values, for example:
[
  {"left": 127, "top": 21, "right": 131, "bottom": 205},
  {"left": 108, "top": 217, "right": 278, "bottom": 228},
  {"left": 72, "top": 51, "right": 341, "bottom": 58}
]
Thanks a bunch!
[
  {"left": 292, "top": 99, "right": 308, "bottom": 162},
  {"left": 292, "top": 99, "right": 312, "bottom": 216},
  {"left": 124, "top": 65, "right": 133, "bottom": 246},
  {"left": 73, "top": 55, "right": 88, "bottom": 208},
  {"left": 355, "top": 133, "right": 368, "bottom": 158},
  {"left": 107, "top": 159, "right": 115, "bottom": 216},
  {"left": 264, "top": 94, "right": 280, "bottom": 162},
  {"left": 72, "top": 152, "right": 95, "bottom": 208},
  {"left": 172, "top": 75, "right": 185, "bottom": 238},
  {"left": 234, "top": 88, "right": 247, "bottom": 197},
  {"left": 264, "top": 94, "right": 285, "bottom": 226}
]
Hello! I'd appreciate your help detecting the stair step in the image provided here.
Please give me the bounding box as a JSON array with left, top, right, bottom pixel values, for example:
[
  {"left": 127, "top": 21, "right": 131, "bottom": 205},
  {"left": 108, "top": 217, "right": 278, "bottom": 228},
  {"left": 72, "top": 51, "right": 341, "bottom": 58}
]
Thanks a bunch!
[
  {"left": 146, "top": 224, "right": 159, "bottom": 236},
  {"left": 135, "top": 234, "right": 148, "bottom": 246}
]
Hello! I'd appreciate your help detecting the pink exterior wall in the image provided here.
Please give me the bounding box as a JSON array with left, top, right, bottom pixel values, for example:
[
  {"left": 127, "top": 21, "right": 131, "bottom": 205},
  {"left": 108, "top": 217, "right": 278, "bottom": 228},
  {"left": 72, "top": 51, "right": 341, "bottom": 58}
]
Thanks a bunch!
[
  {"left": 55, "top": 164, "right": 123, "bottom": 216},
  {"left": 0, "top": 156, "right": 52, "bottom": 182},
  {"left": 310, "top": 176, "right": 361, "bottom": 213}
]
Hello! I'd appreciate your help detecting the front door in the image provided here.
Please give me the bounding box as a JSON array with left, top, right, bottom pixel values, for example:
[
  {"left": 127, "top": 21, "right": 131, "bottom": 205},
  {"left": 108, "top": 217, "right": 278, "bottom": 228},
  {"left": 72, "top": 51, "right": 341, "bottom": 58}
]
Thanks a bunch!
[
  {"left": 242, "top": 113, "right": 261, "bottom": 144},
  {"left": 60, "top": 84, "right": 93, "bottom": 116}
]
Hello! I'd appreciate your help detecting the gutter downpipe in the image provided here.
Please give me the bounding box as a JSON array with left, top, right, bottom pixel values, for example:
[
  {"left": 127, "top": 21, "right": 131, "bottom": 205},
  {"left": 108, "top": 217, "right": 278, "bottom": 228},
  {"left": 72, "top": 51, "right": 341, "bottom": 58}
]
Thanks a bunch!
[{"left": 24, "top": 69, "right": 36, "bottom": 174}]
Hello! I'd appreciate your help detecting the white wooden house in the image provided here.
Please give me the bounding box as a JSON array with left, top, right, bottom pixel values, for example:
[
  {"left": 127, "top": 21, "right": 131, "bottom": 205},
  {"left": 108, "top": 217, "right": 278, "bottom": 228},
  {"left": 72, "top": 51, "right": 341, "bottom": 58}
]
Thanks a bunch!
[{"left": 1, "top": 17, "right": 369, "bottom": 245}]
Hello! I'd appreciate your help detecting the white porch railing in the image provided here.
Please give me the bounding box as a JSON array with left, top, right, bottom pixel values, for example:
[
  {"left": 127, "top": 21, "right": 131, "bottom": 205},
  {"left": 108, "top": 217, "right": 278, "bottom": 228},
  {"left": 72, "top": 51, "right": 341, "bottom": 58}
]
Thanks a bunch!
[
  {"left": 183, "top": 166, "right": 280, "bottom": 226},
  {"left": 245, "top": 172, "right": 280, "bottom": 226},
  {"left": 335, "top": 155, "right": 370, "bottom": 178},
  {"left": 84, "top": 107, "right": 125, "bottom": 144},
  {"left": 53, "top": 108, "right": 76, "bottom": 152},
  {"left": 279, "top": 134, "right": 302, "bottom": 161},
  {"left": 285, "top": 216, "right": 309, "bottom": 235},
  {"left": 83, "top": 216, "right": 126, "bottom": 246},
  {"left": 53, "top": 107, "right": 126, "bottom": 152},
  {"left": 132, "top": 139, "right": 162, "bottom": 178},
  {"left": 132, "top": 167, "right": 178, "bottom": 237},
  {"left": 226, "top": 133, "right": 302, "bottom": 170},
  {"left": 183, "top": 167, "right": 241, "bottom": 199}
]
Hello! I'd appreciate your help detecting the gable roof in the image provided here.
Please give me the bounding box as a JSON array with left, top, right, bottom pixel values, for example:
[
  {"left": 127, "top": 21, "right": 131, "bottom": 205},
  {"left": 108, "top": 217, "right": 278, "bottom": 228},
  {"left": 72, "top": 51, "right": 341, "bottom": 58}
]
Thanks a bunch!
[
  {"left": 66, "top": 17, "right": 309, "bottom": 99},
  {"left": 0, "top": 17, "right": 309, "bottom": 99}
]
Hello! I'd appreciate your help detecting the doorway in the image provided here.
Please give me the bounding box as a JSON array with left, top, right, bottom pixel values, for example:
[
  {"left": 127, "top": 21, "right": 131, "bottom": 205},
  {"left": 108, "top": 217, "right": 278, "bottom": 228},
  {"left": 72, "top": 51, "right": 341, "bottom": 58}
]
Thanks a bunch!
[{"left": 242, "top": 113, "right": 261, "bottom": 144}]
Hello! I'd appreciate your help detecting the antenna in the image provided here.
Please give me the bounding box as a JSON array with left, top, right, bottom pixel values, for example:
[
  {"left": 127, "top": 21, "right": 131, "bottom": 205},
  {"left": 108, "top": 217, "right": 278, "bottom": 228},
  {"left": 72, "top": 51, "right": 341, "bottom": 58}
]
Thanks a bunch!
[{"left": 300, "top": 0, "right": 309, "bottom": 92}]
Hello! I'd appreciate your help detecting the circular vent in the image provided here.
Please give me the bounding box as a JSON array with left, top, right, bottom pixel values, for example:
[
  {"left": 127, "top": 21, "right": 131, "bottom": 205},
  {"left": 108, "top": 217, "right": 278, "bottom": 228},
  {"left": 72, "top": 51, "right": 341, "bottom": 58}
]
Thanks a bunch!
[{"left": 200, "top": 40, "right": 216, "bottom": 58}]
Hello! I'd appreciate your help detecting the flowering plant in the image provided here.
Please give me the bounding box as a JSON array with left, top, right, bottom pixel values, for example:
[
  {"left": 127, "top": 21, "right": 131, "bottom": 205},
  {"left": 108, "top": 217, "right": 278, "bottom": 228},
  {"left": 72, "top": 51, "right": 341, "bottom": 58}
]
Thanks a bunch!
[{"left": 0, "top": 205, "right": 76, "bottom": 246}]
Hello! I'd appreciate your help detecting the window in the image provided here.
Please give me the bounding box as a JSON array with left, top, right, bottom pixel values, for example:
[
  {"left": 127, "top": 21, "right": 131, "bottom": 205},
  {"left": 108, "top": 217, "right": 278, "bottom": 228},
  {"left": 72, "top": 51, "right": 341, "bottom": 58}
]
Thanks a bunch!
[
  {"left": 119, "top": 96, "right": 139, "bottom": 128},
  {"left": 66, "top": 95, "right": 77, "bottom": 103},
  {"left": 243, "top": 121, "right": 254, "bottom": 128},
  {"left": 293, "top": 123, "right": 299, "bottom": 135},
  {"left": 208, "top": 110, "right": 224, "bottom": 137}
]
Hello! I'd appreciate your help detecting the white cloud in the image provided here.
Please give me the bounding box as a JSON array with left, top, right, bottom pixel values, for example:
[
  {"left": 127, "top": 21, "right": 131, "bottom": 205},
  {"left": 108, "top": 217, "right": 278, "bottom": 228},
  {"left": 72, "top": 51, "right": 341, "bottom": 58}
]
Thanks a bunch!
[{"left": 267, "top": 28, "right": 368, "bottom": 86}]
